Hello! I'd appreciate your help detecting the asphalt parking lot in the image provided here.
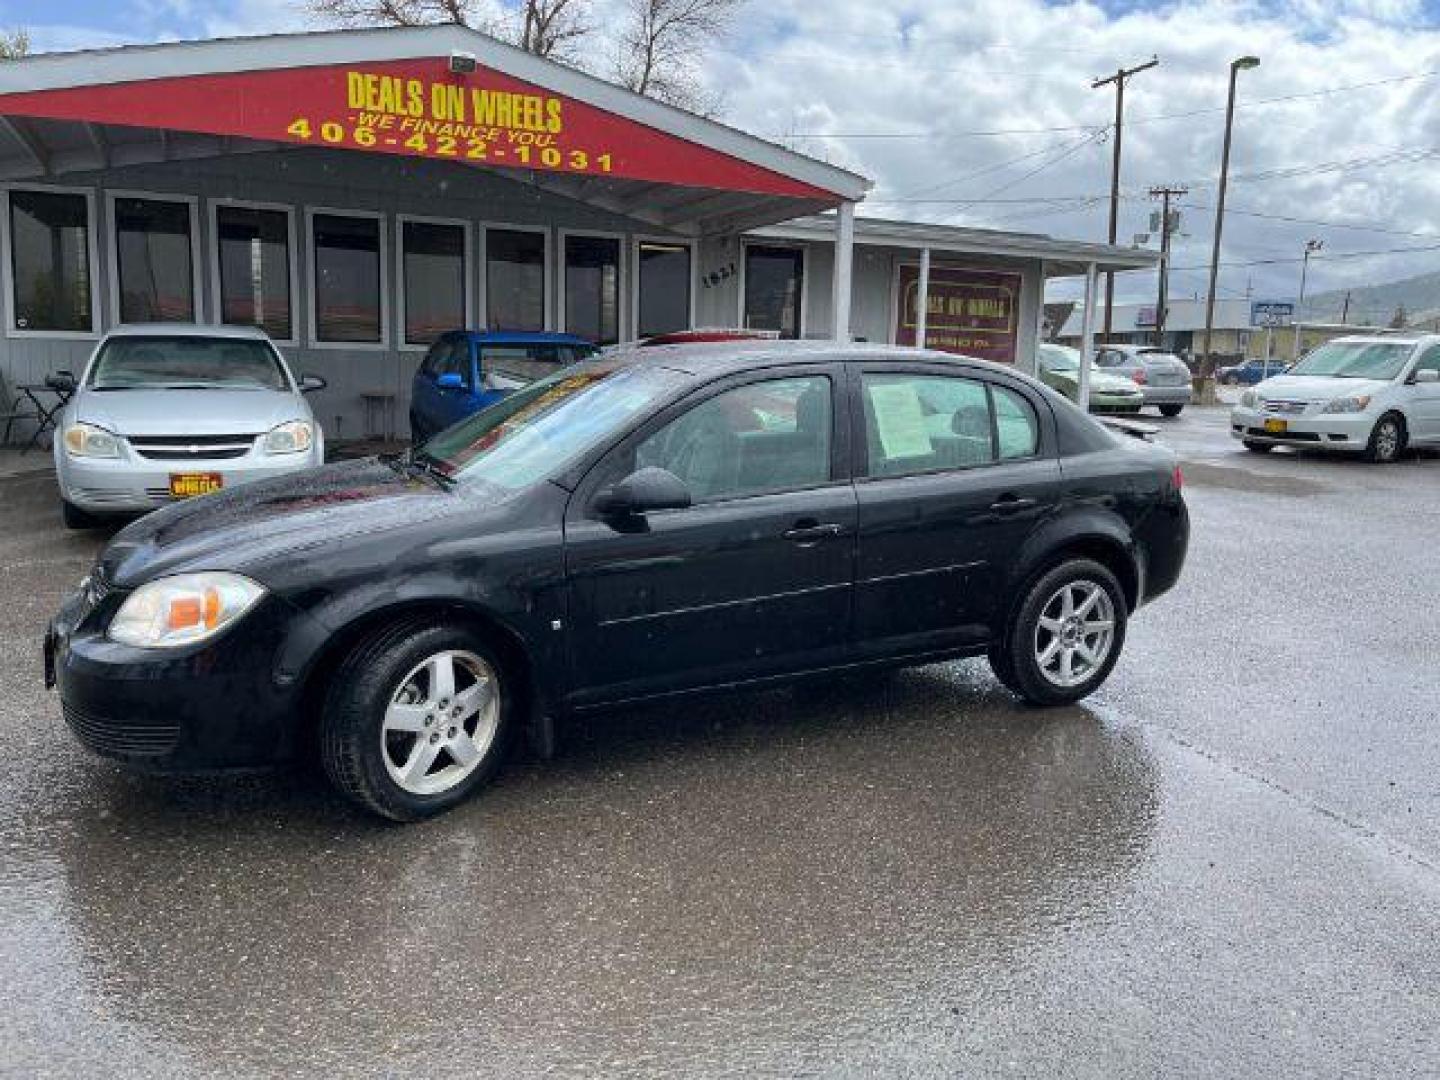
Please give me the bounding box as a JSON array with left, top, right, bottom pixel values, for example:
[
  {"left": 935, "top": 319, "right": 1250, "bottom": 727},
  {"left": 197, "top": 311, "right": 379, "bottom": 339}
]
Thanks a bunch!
[{"left": 1, "top": 407, "right": 1437, "bottom": 1078}]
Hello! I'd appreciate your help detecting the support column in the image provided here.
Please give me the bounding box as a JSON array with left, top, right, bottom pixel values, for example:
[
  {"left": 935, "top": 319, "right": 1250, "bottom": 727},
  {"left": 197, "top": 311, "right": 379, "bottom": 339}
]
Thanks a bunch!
[
  {"left": 832, "top": 201, "right": 855, "bottom": 342},
  {"left": 915, "top": 246, "right": 931, "bottom": 350},
  {"left": 1078, "top": 262, "right": 1099, "bottom": 412}
]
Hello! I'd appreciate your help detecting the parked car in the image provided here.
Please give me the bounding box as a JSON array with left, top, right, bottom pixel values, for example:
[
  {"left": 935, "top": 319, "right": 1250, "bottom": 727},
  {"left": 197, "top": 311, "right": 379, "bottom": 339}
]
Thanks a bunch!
[
  {"left": 1094, "top": 345, "right": 1193, "bottom": 416},
  {"left": 46, "top": 342, "right": 1189, "bottom": 821},
  {"left": 409, "top": 330, "right": 599, "bottom": 442},
  {"left": 52, "top": 325, "right": 326, "bottom": 530},
  {"left": 1036, "top": 344, "right": 1145, "bottom": 414},
  {"left": 1219, "top": 358, "right": 1291, "bottom": 385},
  {"left": 1230, "top": 334, "right": 1440, "bottom": 461}
]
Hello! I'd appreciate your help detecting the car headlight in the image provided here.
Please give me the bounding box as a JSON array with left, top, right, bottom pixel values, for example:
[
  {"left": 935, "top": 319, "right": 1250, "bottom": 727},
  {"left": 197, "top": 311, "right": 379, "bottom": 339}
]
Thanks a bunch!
[
  {"left": 108, "top": 572, "right": 266, "bottom": 648},
  {"left": 263, "top": 419, "right": 314, "bottom": 455},
  {"left": 1240, "top": 390, "right": 1258, "bottom": 408},
  {"left": 1322, "top": 395, "right": 1372, "bottom": 414},
  {"left": 63, "top": 422, "right": 120, "bottom": 458}
]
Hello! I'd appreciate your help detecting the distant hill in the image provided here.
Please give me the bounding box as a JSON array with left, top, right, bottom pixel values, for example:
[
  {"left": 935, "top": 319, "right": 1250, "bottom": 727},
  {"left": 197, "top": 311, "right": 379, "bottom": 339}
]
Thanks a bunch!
[{"left": 1301, "top": 270, "right": 1440, "bottom": 326}]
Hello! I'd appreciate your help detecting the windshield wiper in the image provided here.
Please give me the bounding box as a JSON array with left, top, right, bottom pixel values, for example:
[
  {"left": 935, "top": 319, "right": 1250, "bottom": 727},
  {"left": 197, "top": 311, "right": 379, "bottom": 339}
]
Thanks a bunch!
[{"left": 401, "top": 448, "right": 456, "bottom": 487}]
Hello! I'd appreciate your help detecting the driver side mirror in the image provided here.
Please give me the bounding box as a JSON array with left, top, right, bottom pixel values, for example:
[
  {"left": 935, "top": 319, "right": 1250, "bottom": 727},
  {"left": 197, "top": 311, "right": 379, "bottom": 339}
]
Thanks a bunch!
[
  {"left": 593, "top": 467, "right": 692, "bottom": 518},
  {"left": 298, "top": 373, "right": 327, "bottom": 393},
  {"left": 1413, "top": 369, "right": 1439, "bottom": 384},
  {"left": 45, "top": 370, "right": 76, "bottom": 393},
  {"left": 436, "top": 372, "right": 466, "bottom": 391}
]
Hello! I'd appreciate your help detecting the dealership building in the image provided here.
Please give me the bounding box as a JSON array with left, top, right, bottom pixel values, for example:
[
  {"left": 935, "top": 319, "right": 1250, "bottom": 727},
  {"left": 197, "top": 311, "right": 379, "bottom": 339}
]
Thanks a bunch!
[{"left": 0, "top": 24, "right": 1154, "bottom": 441}]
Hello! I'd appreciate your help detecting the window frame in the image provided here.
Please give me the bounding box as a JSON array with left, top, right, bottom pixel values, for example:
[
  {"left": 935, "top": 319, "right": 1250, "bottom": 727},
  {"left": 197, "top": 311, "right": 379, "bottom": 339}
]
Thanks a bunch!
[
  {"left": 480, "top": 222, "right": 552, "bottom": 333},
  {"left": 1, "top": 182, "right": 102, "bottom": 340},
  {"left": 208, "top": 197, "right": 300, "bottom": 347},
  {"left": 848, "top": 362, "right": 1050, "bottom": 483},
  {"left": 305, "top": 205, "right": 390, "bottom": 351},
  {"left": 558, "top": 227, "right": 627, "bottom": 344},
  {"left": 105, "top": 189, "right": 204, "bottom": 326},
  {"left": 737, "top": 241, "right": 808, "bottom": 339},
  {"left": 632, "top": 234, "right": 697, "bottom": 340},
  {"left": 395, "top": 213, "right": 474, "bottom": 352},
  {"left": 577, "top": 364, "right": 850, "bottom": 517}
]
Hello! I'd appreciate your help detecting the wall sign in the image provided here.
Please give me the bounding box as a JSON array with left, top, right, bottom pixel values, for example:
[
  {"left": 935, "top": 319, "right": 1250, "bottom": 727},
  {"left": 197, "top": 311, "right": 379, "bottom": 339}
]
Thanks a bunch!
[
  {"left": 895, "top": 264, "right": 1022, "bottom": 363},
  {"left": 0, "top": 58, "right": 835, "bottom": 199}
]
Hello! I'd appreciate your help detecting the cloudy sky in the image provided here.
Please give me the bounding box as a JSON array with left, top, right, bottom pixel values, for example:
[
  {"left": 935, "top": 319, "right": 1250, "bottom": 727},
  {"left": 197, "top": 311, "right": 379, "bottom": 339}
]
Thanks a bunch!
[{"left": 9, "top": 0, "right": 1440, "bottom": 318}]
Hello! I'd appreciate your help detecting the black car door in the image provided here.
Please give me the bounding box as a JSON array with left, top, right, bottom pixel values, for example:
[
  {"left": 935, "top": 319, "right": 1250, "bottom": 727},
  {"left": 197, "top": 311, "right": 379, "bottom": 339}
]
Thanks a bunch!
[
  {"left": 848, "top": 362, "right": 1063, "bottom": 658},
  {"left": 563, "top": 364, "right": 856, "bottom": 705}
]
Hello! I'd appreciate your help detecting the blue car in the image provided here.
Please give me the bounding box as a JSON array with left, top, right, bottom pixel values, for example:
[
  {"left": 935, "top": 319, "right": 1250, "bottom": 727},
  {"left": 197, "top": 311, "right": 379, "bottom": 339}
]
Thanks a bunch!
[
  {"left": 1219, "top": 358, "right": 1291, "bottom": 385},
  {"left": 410, "top": 330, "right": 599, "bottom": 441}
]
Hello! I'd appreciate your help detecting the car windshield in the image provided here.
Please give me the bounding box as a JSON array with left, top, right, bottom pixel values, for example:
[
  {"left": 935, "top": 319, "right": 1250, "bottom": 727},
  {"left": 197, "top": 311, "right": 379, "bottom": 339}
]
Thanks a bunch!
[
  {"left": 1038, "top": 346, "right": 1079, "bottom": 373},
  {"left": 417, "top": 362, "right": 686, "bottom": 489},
  {"left": 480, "top": 342, "right": 599, "bottom": 386},
  {"left": 1288, "top": 341, "right": 1412, "bottom": 380},
  {"left": 88, "top": 336, "right": 289, "bottom": 391},
  {"left": 1139, "top": 350, "right": 1183, "bottom": 365}
]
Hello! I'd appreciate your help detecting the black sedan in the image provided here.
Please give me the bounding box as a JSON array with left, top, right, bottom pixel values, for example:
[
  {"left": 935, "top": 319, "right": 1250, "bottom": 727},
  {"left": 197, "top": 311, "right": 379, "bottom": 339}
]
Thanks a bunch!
[{"left": 46, "top": 343, "right": 1189, "bottom": 821}]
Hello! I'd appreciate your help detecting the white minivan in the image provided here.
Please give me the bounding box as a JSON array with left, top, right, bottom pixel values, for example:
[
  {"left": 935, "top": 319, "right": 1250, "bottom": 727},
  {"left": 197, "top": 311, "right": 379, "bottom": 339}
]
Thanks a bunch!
[
  {"left": 52, "top": 325, "right": 327, "bottom": 527},
  {"left": 1230, "top": 334, "right": 1440, "bottom": 462}
]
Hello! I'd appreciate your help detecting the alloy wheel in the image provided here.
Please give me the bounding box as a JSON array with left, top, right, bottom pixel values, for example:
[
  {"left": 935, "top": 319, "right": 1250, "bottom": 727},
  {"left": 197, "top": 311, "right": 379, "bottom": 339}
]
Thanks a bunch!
[
  {"left": 1033, "top": 580, "right": 1116, "bottom": 689},
  {"left": 1373, "top": 418, "right": 1402, "bottom": 462},
  {"left": 381, "top": 649, "right": 500, "bottom": 796}
]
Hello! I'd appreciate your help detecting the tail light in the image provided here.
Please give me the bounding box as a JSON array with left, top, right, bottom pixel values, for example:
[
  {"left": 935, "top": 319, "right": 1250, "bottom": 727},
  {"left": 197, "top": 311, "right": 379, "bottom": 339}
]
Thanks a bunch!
[
  {"left": 1172, "top": 464, "right": 1184, "bottom": 490},
  {"left": 1131, "top": 369, "right": 1148, "bottom": 385}
]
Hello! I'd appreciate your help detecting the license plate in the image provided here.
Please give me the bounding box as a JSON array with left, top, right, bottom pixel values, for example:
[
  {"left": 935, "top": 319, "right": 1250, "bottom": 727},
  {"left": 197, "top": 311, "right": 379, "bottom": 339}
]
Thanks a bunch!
[
  {"left": 1263, "top": 418, "right": 1288, "bottom": 434},
  {"left": 169, "top": 472, "right": 224, "bottom": 498}
]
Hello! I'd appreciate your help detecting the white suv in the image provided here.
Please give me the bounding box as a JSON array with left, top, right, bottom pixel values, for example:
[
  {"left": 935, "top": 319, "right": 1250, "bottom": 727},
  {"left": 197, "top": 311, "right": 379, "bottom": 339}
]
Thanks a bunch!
[{"left": 1230, "top": 334, "right": 1440, "bottom": 462}]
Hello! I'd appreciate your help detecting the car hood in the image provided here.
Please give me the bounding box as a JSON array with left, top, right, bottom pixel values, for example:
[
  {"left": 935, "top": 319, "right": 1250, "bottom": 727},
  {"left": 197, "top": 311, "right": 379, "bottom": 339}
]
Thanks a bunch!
[
  {"left": 97, "top": 458, "right": 469, "bottom": 587},
  {"left": 1254, "top": 374, "right": 1390, "bottom": 400},
  {"left": 1044, "top": 370, "right": 1141, "bottom": 394},
  {"left": 74, "top": 387, "right": 309, "bottom": 436}
]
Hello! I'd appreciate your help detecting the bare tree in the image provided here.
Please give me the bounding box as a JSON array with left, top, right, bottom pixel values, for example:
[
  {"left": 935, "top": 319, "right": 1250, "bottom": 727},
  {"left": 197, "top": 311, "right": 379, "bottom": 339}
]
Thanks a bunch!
[
  {"left": 0, "top": 28, "right": 29, "bottom": 59},
  {"left": 305, "top": 0, "right": 592, "bottom": 60},
  {"left": 613, "top": 0, "right": 741, "bottom": 113}
]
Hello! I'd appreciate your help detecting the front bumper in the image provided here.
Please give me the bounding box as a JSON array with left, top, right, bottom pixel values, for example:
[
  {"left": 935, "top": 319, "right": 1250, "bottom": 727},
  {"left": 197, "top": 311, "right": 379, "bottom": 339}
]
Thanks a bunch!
[
  {"left": 46, "top": 581, "right": 314, "bottom": 770},
  {"left": 56, "top": 443, "right": 324, "bottom": 513},
  {"left": 1229, "top": 406, "right": 1375, "bottom": 451}
]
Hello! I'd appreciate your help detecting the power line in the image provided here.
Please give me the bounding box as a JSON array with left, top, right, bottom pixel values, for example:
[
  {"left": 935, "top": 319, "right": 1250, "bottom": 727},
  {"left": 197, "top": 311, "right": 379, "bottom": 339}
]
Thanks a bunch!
[
  {"left": 1168, "top": 240, "right": 1440, "bottom": 272},
  {"left": 894, "top": 129, "right": 1104, "bottom": 199}
]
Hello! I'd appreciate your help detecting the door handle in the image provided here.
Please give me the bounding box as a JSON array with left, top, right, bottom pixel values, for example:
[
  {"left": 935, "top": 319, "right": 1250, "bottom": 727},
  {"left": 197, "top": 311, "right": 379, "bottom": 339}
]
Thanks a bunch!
[
  {"left": 784, "top": 521, "right": 844, "bottom": 544},
  {"left": 989, "top": 495, "right": 1037, "bottom": 515}
]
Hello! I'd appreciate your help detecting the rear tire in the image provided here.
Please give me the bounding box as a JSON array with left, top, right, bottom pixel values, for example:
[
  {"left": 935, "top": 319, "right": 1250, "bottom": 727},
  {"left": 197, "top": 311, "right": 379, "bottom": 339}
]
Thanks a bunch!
[
  {"left": 61, "top": 500, "right": 101, "bottom": 530},
  {"left": 990, "top": 559, "right": 1128, "bottom": 706},
  {"left": 1242, "top": 440, "right": 1273, "bottom": 454},
  {"left": 1364, "top": 413, "right": 1406, "bottom": 464},
  {"left": 320, "top": 619, "right": 513, "bottom": 822},
  {"left": 1159, "top": 403, "right": 1184, "bottom": 418}
]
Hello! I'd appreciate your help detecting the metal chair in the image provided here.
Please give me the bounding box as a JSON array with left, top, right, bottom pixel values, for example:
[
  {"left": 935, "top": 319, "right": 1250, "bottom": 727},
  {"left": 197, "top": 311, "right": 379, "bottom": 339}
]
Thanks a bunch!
[{"left": 0, "top": 368, "right": 40, "bottom": 448}]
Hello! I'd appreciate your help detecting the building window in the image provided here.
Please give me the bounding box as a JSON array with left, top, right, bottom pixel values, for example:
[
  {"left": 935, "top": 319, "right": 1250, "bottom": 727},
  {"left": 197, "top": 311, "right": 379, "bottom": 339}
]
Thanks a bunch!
[
  {"left": 744, "top": 245, "right": 803, "bottom": 339},
  {"left": 8, "top": 189, "right": 93, "bottom": 333},
  {"left": 486, "top": 229, "right": 545, "bottom": 331},
  {"left": 402, "top": 219, "right": 467, "bottom": 346},
  {"left": 216, "top": 205, "right": 293, "bottom": 341},
  {"left": 114, "top": 196, "right": 195, "bottom": 323},
  {"left": 312, "top": 212, "right": 383, "bottom": 344},
  {"left": 637, "top": 241, "right": 691, "bottom": 339},
  {"left": 565, "top": 234, "right": 620, "bottom": 346}
]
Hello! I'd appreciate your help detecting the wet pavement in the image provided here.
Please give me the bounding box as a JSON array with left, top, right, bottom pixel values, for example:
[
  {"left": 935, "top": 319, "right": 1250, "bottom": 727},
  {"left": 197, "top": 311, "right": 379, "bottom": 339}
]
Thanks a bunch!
[{"left": 2, "top": 409, "right": 1437, "bottom": 1077}]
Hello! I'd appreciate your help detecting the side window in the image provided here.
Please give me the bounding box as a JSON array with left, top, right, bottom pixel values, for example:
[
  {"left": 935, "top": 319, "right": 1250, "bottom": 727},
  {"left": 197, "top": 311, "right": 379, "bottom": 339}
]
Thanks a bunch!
[
  {"left": 993, "top": 385, "right": 1040, "bottom": 460},
  {"left": 420, "top": 338, "right": 449, "bottom": 377},
  {"left": 1094, "top": 350, "right": 1119, "bottom": 368},
  {"left": 635, "top": 376, "right": 832, "bottom": 502},
  {"left": 860, "top": 373, "right": 994, "bottom": 477},
  {"left": 1415, "top": 346, "right": 1440, "bottom": 374},
  {"left": 436, "top": 339, "right": 470, "bottom": 384}
]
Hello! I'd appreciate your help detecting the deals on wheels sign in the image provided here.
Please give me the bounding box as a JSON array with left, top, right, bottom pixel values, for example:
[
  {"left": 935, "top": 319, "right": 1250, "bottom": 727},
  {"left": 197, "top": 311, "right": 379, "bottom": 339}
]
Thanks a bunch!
[
  {"left": 0, "top": 59, "right": 832, "bottom": 198},
  {"left": 895, "top": 264, "right": 1022, "bottom": 363}
]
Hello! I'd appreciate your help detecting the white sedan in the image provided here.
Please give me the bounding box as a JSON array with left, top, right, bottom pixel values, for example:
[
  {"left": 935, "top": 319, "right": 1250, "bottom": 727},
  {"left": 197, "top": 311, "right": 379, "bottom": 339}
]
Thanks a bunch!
[{"left": 1230, "top": 334, "right": 1440, "bottom": 462}]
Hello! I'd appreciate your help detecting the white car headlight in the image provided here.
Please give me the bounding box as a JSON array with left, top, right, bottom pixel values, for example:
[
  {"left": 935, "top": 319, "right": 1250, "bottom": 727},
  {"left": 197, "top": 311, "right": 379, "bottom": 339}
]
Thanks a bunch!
[
  {"left": 108, "top": 572, "right": 266, "bottom": 649},
  {"left": 63, "top": 422, "right": 120, "bottom": 458},
  {"left": 263, "top": 419, "right": 314, "bottom": 455},
  {"left": 1240, "top": 390, "right": 1259, "bottom": 409},
  {"left": 1322, "top": 395, "right": 1372, "bottom": 414}
]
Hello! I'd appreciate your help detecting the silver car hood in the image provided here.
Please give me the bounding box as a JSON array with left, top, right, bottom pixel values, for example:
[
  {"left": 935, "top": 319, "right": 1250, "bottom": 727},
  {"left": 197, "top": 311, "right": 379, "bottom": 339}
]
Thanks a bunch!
[
  {"left": 73, "top": 387, "right": 310, "bottom": 437},
  {"left": 1254, "top": 374, "right": 1390, "bottom": 401}
]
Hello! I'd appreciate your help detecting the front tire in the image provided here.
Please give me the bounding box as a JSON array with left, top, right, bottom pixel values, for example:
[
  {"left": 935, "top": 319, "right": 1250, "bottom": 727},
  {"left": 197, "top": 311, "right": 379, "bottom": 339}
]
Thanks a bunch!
[
  {"left": 1242, "top": 439, "right": 1273, "bottom": 453},
  {"left": 321, "top": 620, "right": 512, "bottom": 821},
  {"left": 1364, "top": 413, "right": 1406, "bottom": 464},
  {"left": 990, "top": 559, "right": 1128, "bottom": 706},
  {"left": 1158, "top": 403, "right": 1184, "bottom": 418}
]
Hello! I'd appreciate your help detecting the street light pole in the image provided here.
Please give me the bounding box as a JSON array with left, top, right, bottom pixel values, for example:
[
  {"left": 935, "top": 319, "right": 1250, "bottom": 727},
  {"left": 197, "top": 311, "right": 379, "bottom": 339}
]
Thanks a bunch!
[
  {"left": 1199, "top": 55, "right": 1260, "bottom": 398},
  {"left": 1293, "top": 238, "right": 1323, "bottom": 361}
]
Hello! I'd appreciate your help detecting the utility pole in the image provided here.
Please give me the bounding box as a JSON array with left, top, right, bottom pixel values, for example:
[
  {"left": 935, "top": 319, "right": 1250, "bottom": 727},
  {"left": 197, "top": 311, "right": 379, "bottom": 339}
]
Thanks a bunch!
[
  {"left": 1292, "top": 238, "right": 1323, "bottom": 360},
  {"left": 1341, "top": 289, "right": 1351, "bottom": 324},
  {"left": 1149, "top": 184, "right": 1187, "bottom": 347},
  {"left": 1093, "top": 57, "right": 1159, "bottom": 340}
]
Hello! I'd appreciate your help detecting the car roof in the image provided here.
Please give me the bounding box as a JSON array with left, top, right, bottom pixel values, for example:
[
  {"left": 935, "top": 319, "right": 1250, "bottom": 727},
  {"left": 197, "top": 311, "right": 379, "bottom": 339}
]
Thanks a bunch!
[
  {"left": 101, "top": 323, "right": 273, "bottom": 341},
  {"left": 597, "top": 339, "right": 1026, "bottom": 381}
]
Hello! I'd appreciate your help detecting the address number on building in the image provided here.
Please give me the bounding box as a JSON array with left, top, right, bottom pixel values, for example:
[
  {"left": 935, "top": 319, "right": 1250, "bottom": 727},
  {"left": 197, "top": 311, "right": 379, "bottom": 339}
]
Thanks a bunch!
[{"left": 284, "top": 117, "right": 613, "bottom": 174}]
